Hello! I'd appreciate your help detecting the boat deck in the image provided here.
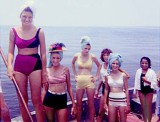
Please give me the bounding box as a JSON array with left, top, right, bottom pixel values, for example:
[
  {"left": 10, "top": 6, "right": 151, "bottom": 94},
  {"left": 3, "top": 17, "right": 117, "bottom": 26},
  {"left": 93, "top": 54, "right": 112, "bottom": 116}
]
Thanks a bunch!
[{"left": 11, "top": 89, "right": 157, "bottom": 122}]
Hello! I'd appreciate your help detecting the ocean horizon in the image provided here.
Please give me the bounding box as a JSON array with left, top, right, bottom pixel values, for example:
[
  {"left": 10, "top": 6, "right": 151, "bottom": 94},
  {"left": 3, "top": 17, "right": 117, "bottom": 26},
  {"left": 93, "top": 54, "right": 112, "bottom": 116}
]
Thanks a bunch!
[{"left": 0, "top": 25, "right": 159, "bottom": 118}]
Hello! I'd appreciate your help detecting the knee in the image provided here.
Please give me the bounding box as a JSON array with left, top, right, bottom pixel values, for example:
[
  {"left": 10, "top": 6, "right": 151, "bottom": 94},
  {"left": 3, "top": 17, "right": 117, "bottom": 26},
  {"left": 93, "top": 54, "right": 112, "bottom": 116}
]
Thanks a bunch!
[
  {"left": 33, "top": 101, "right": 43, "bottom": 109},
  {"left": 17, "top": 95, "right": 28, "bottom": 105},
  {"left": 77, "top": 106, "right": 82, "bottom": 112},
  {"left": 88, "top": 103, "right": 94, "bottom": 109},
  {"left": 32, "top": 96, "right": 41, "bottom": 105},
  {"left": 32, "top": 98, "right": 43, "bottom": 109},
  {"left": 87, "top": 99, "right": 94, "bottom": 107}
]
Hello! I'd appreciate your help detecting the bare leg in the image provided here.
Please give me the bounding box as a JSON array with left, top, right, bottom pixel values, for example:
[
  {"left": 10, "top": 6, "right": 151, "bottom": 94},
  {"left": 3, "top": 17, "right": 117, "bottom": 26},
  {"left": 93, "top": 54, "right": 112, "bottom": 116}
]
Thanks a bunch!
[
  {"left": 119, "top": 106, "right": 127, "bottom": 122},
  {"left": 76, "top": 89, "right": 85, "bottom": 122},
  {"left": 44, "top": 106, "right": 55, "bottom": 122},
  {"left": 14, "top": 72, "right": 30, "bottom": 122},
  {"left": 29, "top": 70, "right": 44, "bottom": 122},
  {"left": 97, "top": 95, "right": 106, "bottom": 122},
  {"left": 86, "top": 88, "right": 95, "bottom": 122},
  {"left": 145, "top": 93, "right": 153, "bottom": 122},
  {"left": 108, "top": 105, "right": 117, "bottom": 122},
  {"left": 139, "top": 92, "right": 153, "bottom": 122},
  {"left": 57, "top": 108, "right": 68, "bottom": 122}
]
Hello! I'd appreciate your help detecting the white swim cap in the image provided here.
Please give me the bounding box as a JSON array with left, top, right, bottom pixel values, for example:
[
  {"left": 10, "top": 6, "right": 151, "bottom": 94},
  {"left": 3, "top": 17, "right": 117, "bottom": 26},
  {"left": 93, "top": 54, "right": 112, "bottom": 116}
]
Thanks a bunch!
[{"left": 20, "top": 0, "right": 36, "bottom": 18}]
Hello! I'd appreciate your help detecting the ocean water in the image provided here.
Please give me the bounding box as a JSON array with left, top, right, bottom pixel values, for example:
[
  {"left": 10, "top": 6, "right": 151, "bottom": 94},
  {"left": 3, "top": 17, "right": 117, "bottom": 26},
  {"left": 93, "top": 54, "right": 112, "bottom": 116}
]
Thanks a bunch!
[{"left": 0, "top": 26, "right": 159, "bottom": 118}]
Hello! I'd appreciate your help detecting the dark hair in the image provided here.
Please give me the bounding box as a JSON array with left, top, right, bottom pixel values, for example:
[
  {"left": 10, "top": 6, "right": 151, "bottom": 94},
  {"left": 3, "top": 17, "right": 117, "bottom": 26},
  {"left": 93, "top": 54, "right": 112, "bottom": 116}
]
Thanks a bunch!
[
  {"left": 86, "top": 43, "right": 90, "bottom": 46},
  {"left": 20, "top": 7, "right": 33, "bottom": 16},
  {"left": 100, "top": 48, "right": 112, "bottom": 62},
  {"left": 140, "top": 56, "right": 151, "bottom": 68}
]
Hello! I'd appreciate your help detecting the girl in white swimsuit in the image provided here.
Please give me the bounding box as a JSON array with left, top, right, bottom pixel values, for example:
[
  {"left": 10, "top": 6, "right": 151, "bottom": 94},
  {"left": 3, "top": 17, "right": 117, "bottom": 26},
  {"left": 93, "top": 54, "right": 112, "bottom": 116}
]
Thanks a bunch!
[{"left": 104, "top": 53, "right": 130, "bottom": 122}]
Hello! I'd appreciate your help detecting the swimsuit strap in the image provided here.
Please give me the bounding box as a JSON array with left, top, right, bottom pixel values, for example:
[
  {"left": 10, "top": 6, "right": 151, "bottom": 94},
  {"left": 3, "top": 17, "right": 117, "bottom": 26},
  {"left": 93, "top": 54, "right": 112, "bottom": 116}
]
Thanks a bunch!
[
  {"left": 12, "top": 28, "right": 17, "bottom": 43},
  {"left": 35, "top": 28, "right": 41, "bottom": 38},
  {"left": 62, "top": 67, "right": 67, "bottom": 74},
  {"left": 12, "top": 28, "right": 17, "bottom": 36}
]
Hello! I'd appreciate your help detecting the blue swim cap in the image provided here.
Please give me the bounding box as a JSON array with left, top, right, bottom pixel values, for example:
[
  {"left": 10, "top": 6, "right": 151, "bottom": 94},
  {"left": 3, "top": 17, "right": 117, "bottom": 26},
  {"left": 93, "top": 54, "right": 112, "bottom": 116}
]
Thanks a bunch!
[
  {"left": 80, "top": 36, "right": 91, "bottom": 50},
  {"left": 107, "top": 53, "right": 123, "bottom": 74}
]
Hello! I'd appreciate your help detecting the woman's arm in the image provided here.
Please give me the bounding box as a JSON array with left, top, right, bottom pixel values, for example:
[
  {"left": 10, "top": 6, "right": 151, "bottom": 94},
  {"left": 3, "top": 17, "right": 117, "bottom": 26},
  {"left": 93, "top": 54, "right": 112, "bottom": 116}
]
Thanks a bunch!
[
  {"left": 92, "top": 56, "right": 101, "bottom": 81},
  {"left": 95, "top": 78, "right": 103, "bottom": 98},
  {"left": 7, "top": 29, "right": 15, "bottom": 79},
  {"left": 39, "top": 29, "right": 47, "bottom": 75},
  {"left": 133, "top": 70, "right": 140, "bottom": 96},
  {"left": 123, "top": 74, "right": 131, "bottom": 113},
  {"left": 143, "top": 69, "right": 157, "bottom": 89},
  {"left": 65, "top": 67, "right": 76, "bottom": 115},
  {"left": 71, "top": 55, "right": 78, "bottom": 77},
  {"left": 119, "top": 68, "right": 130, "bottom": 78},
  {"left": 104, "top": 76, "right": 109, "bottom": 107},
  {"left": 123, "top": 75, "right": 130, "bottom": 105},
  {"left": 142, "top": 77, "right": 151, "bottom": 84},
  {"left": 39, "top": 29, "right": 48, "bottom": 90}
]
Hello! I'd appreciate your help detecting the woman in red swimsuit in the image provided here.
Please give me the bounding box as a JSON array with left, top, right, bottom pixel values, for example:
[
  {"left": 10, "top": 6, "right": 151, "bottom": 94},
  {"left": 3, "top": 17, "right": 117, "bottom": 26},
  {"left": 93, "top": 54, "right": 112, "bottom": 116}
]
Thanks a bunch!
[{"left": 7, "top": 2, "right": 47, "bottom": 122}]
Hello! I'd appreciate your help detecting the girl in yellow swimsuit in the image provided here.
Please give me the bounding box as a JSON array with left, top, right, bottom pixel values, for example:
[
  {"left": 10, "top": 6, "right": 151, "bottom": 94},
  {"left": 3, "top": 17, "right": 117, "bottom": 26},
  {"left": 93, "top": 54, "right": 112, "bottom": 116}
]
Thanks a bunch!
[{"left": 72, "top": 36, "right": 101, "bottom": 122}]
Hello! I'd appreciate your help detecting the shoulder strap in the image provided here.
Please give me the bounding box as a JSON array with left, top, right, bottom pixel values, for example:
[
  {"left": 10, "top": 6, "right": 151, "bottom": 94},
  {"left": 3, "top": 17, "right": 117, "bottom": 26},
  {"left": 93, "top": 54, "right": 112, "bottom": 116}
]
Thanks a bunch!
[
  {"left": 62, "top": 66, "right": 67, "bottom": 75},
  {"left": 12, "top": 28, "right": 17, "bottom": 43},
  {"left": 12, "top": 28, "right": 17, "bottom": 36},
  {"left": 36, "top": 28, "right": 41, "bottom": 37},
  {"left": 102, "top": 63, "right": 105, "bottom": 69}
]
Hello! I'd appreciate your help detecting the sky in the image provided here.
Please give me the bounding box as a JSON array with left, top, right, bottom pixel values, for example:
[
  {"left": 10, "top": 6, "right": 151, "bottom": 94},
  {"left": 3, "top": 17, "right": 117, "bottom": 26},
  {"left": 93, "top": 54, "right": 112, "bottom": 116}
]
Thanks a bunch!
[{"left": 0, "top": 0, "right": 160, "bottom": 27}]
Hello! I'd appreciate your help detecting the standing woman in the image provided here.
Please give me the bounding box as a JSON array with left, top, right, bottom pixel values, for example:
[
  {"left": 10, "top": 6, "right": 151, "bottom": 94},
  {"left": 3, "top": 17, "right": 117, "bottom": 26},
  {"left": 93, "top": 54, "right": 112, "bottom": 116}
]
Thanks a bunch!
[
  {"left": 96, "top": 49, "right": 129, "bottom": 122},
  {"left": 95, "top": 48, "right": 113, "bottom": 122},
  {"left": 133, "top": 57, "right": 157, "bottom": 122},
  {"left": 152, "top": 71, "right": 160, "bottom": 122},
  {"left": 72, "top": 36, "right": 101, "bottom": 122},
  {"left": 43, "top": 43, "right": 76, "bottom": 122},
  {"left": 155, "top": 71, "right": 160, "bottom": 121},
  {"left": 104, "top": 53, "right": 130, "bottom": 122},
  {"left": 7, "top": 2, "right": 46, "bottom": 122}
]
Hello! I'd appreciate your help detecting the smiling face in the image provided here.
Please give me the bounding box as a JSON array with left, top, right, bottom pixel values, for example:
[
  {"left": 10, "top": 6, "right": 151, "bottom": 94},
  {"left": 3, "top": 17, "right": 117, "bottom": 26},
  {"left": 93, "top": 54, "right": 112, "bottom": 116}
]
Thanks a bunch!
[
  {"left": 20, "top": 10, "right": 33, "bottom": 26},
  {"left": 140, "top": 59, "right": 149, "bottom": 70},
  {"left": 111, "top": 60, "right": 120, "bottom": 71},
  {"left": 51, "top": 53, "right": 61, "bottom": 67}
]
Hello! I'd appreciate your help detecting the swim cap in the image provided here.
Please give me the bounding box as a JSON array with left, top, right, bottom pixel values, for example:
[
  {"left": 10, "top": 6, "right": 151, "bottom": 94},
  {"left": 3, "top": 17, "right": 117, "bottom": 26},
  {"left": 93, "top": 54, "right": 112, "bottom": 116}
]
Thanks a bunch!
[
  {"left": 20, "top": 0, "right": 36, "bottom": 18},
  {"left": 107, "top": 53, "right": 122, "bottom": 74},
  {"left": 80, "top": 36, "right": 91, "bottom": 50}
]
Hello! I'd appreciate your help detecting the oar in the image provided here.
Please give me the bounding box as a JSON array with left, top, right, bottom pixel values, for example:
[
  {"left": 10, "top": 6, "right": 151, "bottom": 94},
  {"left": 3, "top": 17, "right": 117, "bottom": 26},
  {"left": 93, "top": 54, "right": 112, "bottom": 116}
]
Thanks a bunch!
[{"left": 0, "top": 47, "right": 34, "bottom": 122}]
